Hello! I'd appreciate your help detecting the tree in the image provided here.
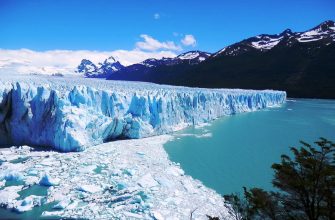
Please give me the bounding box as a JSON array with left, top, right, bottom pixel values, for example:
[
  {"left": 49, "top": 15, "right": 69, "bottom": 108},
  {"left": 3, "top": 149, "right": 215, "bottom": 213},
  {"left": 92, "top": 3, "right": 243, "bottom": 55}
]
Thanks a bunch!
[
  {"left": 271, "top": 138, "right": 335, "bottom": 220},
  {"left": 223, "top": 138, "right": 335, "bottom": 220}
]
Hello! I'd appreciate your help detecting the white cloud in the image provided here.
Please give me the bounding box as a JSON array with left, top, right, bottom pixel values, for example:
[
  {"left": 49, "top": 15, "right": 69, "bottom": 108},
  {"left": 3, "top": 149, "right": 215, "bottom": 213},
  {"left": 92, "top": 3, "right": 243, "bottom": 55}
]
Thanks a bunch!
[
  {"left": 0, "top": 34, "right": 186, "bottom": 75},
  {"left": 154, "top": 13, "right": 160, "bottom": 19},
  {"left": 136, "top": 34, "right": 182, "bottom": 51},
  {"left": 181, "top": 34, "right": 197, "bottom": 47},
  {"left": 0, "top": 48, "right": 177, "bottom": 75}
]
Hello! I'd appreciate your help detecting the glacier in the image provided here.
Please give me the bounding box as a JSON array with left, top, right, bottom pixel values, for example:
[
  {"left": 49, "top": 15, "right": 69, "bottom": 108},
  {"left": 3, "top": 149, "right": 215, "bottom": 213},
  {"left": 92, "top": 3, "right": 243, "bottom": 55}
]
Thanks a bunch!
[{"left": 0, "top": 75, "right": 286, "bottom": 152}]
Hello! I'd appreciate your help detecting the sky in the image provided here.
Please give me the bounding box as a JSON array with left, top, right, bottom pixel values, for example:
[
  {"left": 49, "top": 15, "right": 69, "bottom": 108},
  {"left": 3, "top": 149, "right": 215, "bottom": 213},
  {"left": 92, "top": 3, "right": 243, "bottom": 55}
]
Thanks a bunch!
[{"left": 0, "top": 0, "right": 334, "bottom": 73}]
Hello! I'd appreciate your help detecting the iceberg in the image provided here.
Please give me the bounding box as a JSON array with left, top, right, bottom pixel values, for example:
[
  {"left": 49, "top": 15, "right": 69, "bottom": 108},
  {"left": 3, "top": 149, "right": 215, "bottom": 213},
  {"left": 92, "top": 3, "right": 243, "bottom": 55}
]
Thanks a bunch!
[
  {"left": 39, "top": 173, "right": 60, "bottom": 186},
  {"left": 0, "top": 75, "right": 286, "bottom": 152}
]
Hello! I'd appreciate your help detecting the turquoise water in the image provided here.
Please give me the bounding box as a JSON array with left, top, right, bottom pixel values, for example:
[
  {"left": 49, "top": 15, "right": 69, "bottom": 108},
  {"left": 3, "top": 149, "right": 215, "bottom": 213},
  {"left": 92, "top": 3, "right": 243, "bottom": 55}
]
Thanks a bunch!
[
  {"left": 164, "top": 99, "right": 335, "bottom": 195},
  {"left": 0, "top": 184, "right": 58, "bottom": 220}
]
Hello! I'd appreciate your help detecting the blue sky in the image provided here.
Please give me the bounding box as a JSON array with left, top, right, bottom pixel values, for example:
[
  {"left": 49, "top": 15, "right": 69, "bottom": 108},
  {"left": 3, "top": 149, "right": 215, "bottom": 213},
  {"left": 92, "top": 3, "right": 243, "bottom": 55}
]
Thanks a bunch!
[{"left": 1, "top": 0, "right": 335, "bottom": 53}]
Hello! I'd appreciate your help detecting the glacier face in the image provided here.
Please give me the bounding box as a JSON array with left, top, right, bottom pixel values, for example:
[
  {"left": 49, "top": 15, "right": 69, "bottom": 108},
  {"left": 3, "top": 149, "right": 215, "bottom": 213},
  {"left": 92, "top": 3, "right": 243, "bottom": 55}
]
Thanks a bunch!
[{"left": 0, "top": 75, "right": 286, "bottom": 152}]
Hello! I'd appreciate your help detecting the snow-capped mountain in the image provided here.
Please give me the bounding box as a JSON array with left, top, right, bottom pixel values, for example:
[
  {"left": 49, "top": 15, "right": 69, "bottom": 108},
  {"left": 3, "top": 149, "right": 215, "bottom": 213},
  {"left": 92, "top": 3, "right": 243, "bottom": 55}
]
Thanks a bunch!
[
  {"left": 98, "top": 56, "right": 124, "bottom": 73},
  {"left": 77, "top": 59, "right": 98, "bottom": 75},
  {"left": 214, "top": 20, "right": 335, "bottom": 57},
  {"left": 177, "top": 51, "right": 211, "bottom": 64},
  {"left": 134, "top": 50, "right": 211, "bottom": 68},
  {"left": 77, "top": 51, "right": 211, "bottom": 79},
  {"left": 76, "top": 56, "right": 125, "bottom": 78},
  {"left": 73, "top": 50, "right": 209, "bottom": 81},
  {"left": 106, "top": 20, "right": 335, "bottom": 99}
]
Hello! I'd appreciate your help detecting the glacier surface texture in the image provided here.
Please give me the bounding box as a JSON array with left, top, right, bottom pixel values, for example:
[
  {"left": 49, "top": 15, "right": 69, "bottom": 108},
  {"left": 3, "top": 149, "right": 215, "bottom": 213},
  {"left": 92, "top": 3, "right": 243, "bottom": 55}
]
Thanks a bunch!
[{"left": 0, "top": 75, "right": 286, "bottom": 151}]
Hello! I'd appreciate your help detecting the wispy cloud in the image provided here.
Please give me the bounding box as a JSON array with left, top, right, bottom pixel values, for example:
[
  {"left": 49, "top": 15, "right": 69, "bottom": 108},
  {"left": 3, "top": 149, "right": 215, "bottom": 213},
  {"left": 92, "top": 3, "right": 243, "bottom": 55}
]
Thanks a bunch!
[
  {"left": 154, "top": 13, "right": 160, "bottom": 20},
  {"left": 135, "top": 34, "right": 182, "bottom": 51},
  {"left": 181, "top": 34, "right": 197, "bottom": 47}
]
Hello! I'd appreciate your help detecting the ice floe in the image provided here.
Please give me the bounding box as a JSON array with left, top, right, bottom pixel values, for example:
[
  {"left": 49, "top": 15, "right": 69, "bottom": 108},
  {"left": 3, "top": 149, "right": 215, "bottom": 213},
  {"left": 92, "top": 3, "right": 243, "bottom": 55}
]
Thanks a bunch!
[{"left": 0, "top": 135, "right": 235, "bottom": 219}]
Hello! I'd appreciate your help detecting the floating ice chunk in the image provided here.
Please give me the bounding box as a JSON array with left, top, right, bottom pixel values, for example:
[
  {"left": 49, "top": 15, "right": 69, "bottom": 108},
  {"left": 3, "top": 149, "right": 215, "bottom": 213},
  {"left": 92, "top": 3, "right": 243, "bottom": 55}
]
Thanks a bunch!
[
  {"left": 39, "top": 174, "right": 60, "bottom": 186},
  {"left": 53, "top": 198, "right": 71, "bottom": 209},
  {"left": 122, "top": 168, "right": 135, "bottom": 176},
  {"left": 2, "top": 170, "right": 24, "bottom": 182},
  {"left": 117, "top": 182, "right": 127, "bottom": 190},
  {"left": 24, "top": 176, "right": 39, "bottom": 185},
  {"left": 42, "top": 210, "right": 64, "bottom": 217},
  {"left": 0, "top": 185, "right": 23, "bottom": 204},
  {"left": 77, "top": 184, "right": 101, "bottom": 193},
  {"left": 15, "top": 195, "right": 44, "bottom": 212},
  {"left": 195, "top": 133, "right": 213, "bottom": 138},
  {"left": 137, "top": 173, "right": 159, "bottom": 188},
  {"left": 27, "top": 169, "right": 39, "bottom": 176},
  {"left": 65, "top": 200, "right": 79, "bottom": 209}
]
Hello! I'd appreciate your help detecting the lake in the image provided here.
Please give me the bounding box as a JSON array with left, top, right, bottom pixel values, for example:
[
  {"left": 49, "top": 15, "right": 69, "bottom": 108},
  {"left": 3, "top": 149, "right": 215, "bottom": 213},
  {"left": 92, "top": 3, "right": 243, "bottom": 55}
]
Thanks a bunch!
[{"left": 164, "top": 99, "right": 335, "bottom": 195}]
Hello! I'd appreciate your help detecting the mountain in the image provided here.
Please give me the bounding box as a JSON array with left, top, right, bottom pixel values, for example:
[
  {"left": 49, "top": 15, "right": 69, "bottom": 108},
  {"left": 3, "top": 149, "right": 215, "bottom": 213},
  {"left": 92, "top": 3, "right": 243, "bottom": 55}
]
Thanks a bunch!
[
  {"left": 106, "top": 51, "right": 211, "bottom": 81},
  {"left": 76, "top": 56, "right": 124, "bottom": 78},
  {"left": 213, "top": 20, "right": 335, "bottom": 57},
  {"left": 77, "top": 59, "right": 98, "bottom": 76},
  {"left": 108, "top": 20, "right": 335, "bottom": 99},
  {"left": 76, "top": 51, "right": 210, "bottom": 80}
]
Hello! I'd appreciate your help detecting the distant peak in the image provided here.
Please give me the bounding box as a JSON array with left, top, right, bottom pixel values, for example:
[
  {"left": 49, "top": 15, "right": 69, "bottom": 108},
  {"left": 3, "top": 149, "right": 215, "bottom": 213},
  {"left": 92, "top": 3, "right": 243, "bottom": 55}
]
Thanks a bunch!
[
  {"left": 311, "top": 20, "right": 335, "bottom": 32},
  {"left": 177, "top": 50, "right": 211, "bottom": 60},
  {"left": 80, "top": 59, "right": 94, "bottom": 64},
  {"left": 320, "top": 20, "right": 335, "bottom": 26},
  {"left": 104, "top": 56, "right": 117, "bottom": 63},
  {"left": 281, "top": 28, "right": 293, "bottom": 36}
]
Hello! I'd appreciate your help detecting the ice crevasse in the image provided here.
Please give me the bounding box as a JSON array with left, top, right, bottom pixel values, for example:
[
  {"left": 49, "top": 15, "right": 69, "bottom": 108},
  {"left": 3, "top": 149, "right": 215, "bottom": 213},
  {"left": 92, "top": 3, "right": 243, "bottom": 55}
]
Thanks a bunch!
[{"left": 0, "top": 76, "right": 286, "bottom": 152}]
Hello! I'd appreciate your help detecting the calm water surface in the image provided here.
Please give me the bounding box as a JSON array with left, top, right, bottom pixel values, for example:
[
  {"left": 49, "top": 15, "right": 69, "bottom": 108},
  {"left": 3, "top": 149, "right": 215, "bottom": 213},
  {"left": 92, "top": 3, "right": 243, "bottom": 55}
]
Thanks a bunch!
[{"left": 164, "top": 99, "right": 335, "bottom": 195}]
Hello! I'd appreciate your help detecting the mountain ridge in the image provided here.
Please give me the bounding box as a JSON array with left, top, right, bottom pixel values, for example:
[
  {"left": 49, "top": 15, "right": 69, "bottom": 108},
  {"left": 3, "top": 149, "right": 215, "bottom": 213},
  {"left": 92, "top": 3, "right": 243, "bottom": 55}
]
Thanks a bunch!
[
  {"left": 76, "top": 20, "right": 335, "bottom": 98},
  {"left": 106, "top": 20, "right": 335, "bottom": 99}
]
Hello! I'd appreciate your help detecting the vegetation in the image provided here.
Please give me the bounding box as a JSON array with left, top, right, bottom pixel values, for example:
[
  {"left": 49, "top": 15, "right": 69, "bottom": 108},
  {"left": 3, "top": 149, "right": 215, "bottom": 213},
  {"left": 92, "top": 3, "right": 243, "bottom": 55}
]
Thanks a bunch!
[{"left": 217, "top": 138, "right": 335, "bottom": 220}]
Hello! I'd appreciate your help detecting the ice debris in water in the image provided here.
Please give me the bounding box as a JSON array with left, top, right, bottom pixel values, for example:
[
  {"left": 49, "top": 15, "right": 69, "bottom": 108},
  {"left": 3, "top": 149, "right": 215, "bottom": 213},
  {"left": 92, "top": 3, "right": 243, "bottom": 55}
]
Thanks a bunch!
[
  {"left": 0, "top": 135, "right": 236, "bottom": 219},
  {"left": 15, "top": 195, "right": 44, "bottom": 213},
  {"left": 0, "top": 75, "right": 286, "bottom": 152}
]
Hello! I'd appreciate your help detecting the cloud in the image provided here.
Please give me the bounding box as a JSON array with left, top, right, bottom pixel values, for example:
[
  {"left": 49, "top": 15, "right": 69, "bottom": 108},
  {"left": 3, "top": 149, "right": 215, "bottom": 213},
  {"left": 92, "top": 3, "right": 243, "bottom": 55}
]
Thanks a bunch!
[
  {"left": 154, "top": 13, "right": 160, "bottom": 20},
  {"left": 0, "top": 34, "right": 186, "bottom": 75},
  {"left": 0, "top": 48, "right": 177, "bottom": 75},
  {"left": 136, "top": 34, "right": 182, "bottom": 51},
  {"left": 181, "top": 34, "right": 197, "bottom": 47}
]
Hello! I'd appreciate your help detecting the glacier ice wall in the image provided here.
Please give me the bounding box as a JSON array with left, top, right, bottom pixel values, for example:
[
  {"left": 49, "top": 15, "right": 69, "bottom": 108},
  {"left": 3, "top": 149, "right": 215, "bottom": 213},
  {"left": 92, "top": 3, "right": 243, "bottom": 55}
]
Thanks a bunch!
[{"left": 0, "top": 76, "right": 286, "bottom": 152}]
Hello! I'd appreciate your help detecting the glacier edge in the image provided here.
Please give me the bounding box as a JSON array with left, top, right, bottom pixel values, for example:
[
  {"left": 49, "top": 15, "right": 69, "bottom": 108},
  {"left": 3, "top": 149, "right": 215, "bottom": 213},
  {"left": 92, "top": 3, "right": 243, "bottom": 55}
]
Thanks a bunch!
[{"left": 0, "top": 76, "right": 286, "bottom": 152}]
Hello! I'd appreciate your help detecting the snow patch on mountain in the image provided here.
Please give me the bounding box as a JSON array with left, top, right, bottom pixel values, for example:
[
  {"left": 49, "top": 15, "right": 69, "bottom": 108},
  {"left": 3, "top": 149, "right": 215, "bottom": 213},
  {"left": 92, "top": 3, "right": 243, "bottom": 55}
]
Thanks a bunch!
[
  {"left": 177, "top": 51, "right": 211, "bottom": 63},
  {"left": 214, "top": 20, "right": 335, "bottom": 57}
]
